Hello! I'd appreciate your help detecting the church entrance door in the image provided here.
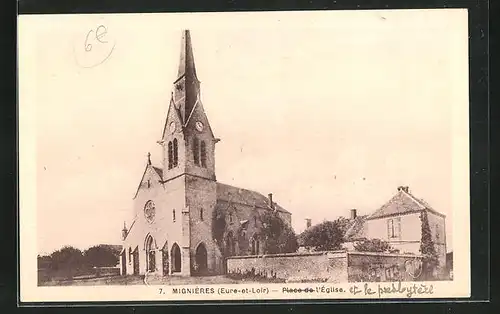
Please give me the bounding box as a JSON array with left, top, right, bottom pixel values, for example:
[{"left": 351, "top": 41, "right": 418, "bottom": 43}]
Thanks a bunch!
[
  {"left": 195, "top": 243, "right": 208, "bottom": 275},
  {"left": 171, "top": 243, "right": 181, "bottom": 273}
]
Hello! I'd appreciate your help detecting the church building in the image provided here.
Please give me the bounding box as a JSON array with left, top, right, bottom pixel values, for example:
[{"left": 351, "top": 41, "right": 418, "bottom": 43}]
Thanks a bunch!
[{"left": 119, "top": 30, "right": 292, "bottom": 277}]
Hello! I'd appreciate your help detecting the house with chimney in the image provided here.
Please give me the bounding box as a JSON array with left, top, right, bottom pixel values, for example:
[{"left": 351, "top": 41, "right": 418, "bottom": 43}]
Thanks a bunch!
[
  {"left": 297, "top": 186, "right": 447, "bottom": 272},
  {"left": 119, "top": 30, "right": 291, "bottom": 277}
]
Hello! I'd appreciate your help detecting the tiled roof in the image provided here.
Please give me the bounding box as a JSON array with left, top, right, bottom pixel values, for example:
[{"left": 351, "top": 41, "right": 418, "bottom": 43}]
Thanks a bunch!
[
  {"left": 216, "top": 182, "right": 290, "bottom": 214},
  {"left": 367, "top": 188, "right": 445, "bottom": 220},
  {"left": 296, "top": 214, "right": 367, "bottom": 246},
  {"left": 344, "top": 215, "right": 367, "bottom": 240}
]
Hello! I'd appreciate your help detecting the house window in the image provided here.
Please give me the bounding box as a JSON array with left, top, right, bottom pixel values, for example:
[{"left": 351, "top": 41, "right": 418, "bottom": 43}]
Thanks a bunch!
[
  {"left": 168, "top": 141, "right": 173, "bottom": 169},
  {"left": 200, "top": 208, "right": 204, "bottom": 221},
  {"left": 173, "top": 138, "right": 178, "bottom": 167},
  {"left": 193, "top": 138, "right": 200, "bottom": 165},
  {"left": 173, "top": 209, "right": 176, "bottom": 222},
  {"left": 387, "top": 217, "right": 401, "bottom": 239}
]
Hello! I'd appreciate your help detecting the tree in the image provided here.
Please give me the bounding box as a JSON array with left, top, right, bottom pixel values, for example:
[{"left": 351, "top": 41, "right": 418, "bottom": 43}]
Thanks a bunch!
[
  {"left": 37, "top": 254, "right": 52, "bottom": 269},
  {"left": 260, "top": 211, "right": 298, "bottom": 254},
  {"left": 353, "top": 238, "right": 396, "bottom": 253},
  {"left": 335, "top": 217, "right": 351, "bottom": 237},
  {"left": 49, "top": 246, "right": 85, "bottom": 277},
  {"left": 419, "top": 210, "right": 439, "bottom": 280},
  {"left": 301, "top": 220, "right": 344, "bottom": 251},
  {"left": 212, "top": 208, "right": 226, "bottom": 252},
  {"left": 83, "top": 245, "right": 119, "bottom": 268}
]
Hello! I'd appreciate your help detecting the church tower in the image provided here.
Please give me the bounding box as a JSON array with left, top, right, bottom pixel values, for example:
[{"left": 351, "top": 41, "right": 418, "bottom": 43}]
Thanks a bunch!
[
  {"left": 159, "top": 30, "right": 218, "bottom": 183},
  {"left": 158, "top": 30, "right": 222, "bottom": 275}
]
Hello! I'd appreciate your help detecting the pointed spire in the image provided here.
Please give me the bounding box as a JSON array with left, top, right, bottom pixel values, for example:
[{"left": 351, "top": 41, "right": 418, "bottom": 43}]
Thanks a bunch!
[
  {"left": 177, "top": 30, "right": 198, "bottom": 81},
  {"left": 121, "top": 221, "right": 128, "bottom": 241},
  {"left": 171, "top": 29, "right": 201, "bottom": 125}
]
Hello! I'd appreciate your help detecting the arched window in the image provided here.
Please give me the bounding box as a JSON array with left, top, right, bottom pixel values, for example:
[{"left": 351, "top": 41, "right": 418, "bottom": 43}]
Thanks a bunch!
[
  {"left": 193, "top": 138, "right": 200, "bottom": 165},
  {"left": 171, "top": 243, "right": 181, "bottom": 273},
  {"left": 167, "top": 141, "right": 173, "bottom": 169},
  {"left": 200, "top": 208, "right": 203, "bottom": 221},
  {"left": 172, "top": 209, "right": 176, "bottom": 222},
  {"left": 200, "top": 141, "right": 207, "bottom": 168},
  {"left": 173, "top": 138, "right": 178, "bottom": 167},
  {"left": 145, "top": 235, "right": 156, "bottom": 272}
]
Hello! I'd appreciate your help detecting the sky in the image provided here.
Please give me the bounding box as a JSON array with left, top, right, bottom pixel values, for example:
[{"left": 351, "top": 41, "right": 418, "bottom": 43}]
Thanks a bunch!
[{"left": 18, "top": 10, "right": 469, "bottom": 255}]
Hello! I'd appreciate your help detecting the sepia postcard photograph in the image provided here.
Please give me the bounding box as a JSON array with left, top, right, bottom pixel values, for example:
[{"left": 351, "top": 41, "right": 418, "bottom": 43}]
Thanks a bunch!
[{"left": 18, "top": 9, "right": 471, "bottom": 302}]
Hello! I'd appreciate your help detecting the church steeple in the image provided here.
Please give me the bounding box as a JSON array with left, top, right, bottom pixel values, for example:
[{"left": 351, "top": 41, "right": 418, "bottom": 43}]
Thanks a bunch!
[
  {"left": 177, "top": 30, "right": 198, "bottom": 82},
  {"left": 160, "top": 29, "right": 217, "bottom": 182},
  {"left": 172, "top": 30, "right": 201, "bottom": 124}
]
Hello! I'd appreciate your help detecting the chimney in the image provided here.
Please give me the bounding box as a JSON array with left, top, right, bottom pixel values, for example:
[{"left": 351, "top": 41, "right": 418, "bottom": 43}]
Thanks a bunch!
[
  {"left": 268, "top": 193, "right": 274, "bottom": 209},
  {"left": 305, "top": 218, "right": 312, "bottom": 229},
  {"left": 350, "top": 209, "right": 357, "bottom": 220},
  {"left": 397, "top": 186, "right": 409, "bottom": 193},
  {"left": 121, "top": 222, "right": 128, "bottom": 241}
]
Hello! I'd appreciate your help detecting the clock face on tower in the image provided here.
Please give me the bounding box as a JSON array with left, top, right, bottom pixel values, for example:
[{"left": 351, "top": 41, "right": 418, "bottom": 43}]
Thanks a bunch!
[
  {"left": 169, "top": 122, "right": 176, "bottom": 134},
  {"left": 144, "top": 200, "right": 156, "bottom": 223},
  {"left": 195, "top": 121, "right": 204, "bottom": 132}
]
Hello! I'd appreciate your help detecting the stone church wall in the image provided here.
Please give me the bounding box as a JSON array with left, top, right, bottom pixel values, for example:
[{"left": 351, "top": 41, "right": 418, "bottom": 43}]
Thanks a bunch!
[{"left": 186, "top": 175, "right": 221, "bottom": 274}]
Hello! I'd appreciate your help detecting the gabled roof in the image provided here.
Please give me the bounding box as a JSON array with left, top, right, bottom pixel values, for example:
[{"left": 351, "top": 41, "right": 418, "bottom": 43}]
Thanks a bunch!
[
  {"left": 161, "top": 97, "right": 185, "bottom": 139},
  {"left": 216, "top": 182, "right": 290, "bottom": 214},
  {"left": 132, "top": 162, "right": 163, "bottom": 200},
  {"left": 366, "top": 187, "right": 445, "bottom": 220}
]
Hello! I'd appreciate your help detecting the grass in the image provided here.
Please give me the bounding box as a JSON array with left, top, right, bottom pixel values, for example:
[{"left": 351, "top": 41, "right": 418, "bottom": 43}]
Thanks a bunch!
[
  {"left": 39, "top": 275, "right": 144, "bottom": 286},
  {"left": 38, "top": 274, "right": 281, "bottom": 286}
]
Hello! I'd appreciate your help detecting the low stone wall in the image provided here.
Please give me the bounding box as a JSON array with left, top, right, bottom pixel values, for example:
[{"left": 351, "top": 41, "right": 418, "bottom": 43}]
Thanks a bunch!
[
  {"left": 227, "top": 251, "right": 423, "bottom": 283},
  {"left": 93, "top": 266, "right": 121, "bottom": 277},
  {"left": 347, "top": 252, "right": 423, "bottom": 282},
  {"left": 226, "top": 251, "right": 348, "bottom": 283}
]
